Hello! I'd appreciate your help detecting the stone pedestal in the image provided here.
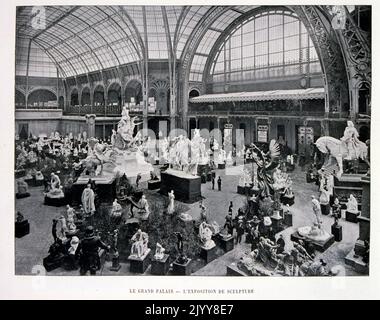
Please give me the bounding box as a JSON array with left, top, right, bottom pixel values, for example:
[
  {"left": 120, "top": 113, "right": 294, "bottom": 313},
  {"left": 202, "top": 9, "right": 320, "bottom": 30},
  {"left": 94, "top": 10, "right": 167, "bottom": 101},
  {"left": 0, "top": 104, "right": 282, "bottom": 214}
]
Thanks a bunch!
[
  {"left": 172, "top": 258, "right": 192, "bottom": 275},
  {"left": 284, "top": 212, "right": 293, "bottom": 227},
  {"left": 290, "top": 231, "right": 335, "bottom": 252},
  {"left": 237, "top": 185, "right": 244, "bottom": 194},
  {"left": 148, "top": 180, "right": 161, "bottom": 190},
  {"left": 200, "top": 246, "right": 217, "bottom": 263},
  {"left": 15, "top": 220, "right": 30, "bottom": 238},
  {"left": 128, "top": 249, "right": 151, "bottom": 274},
  {"left": 321, "top": 204, "right": 330, "bottom": 215},
  {"left": 218, "top": 235, "right": 234, "bottom": 252},
  {"left": 218, "top": 163, "right": 225, "bottom": 169},
  {"left": 271, "top": 213, "right": 284, "bottom": 233},
  {"left": 151, "top": 254, "right": 170, "bottom": 275},
  {"left": 226, "top": 264, "right": 247, "bottom": 276},
  {"left": 44, "top": 195, "right": 67, "bottom": 207},
  {"left": 160, "top": 169, "right": 201, "bottom": 203},
  {"left": 345, "top": 174, "right": 370, "bottom": 274},
  {"left": 345, "top": 210, "right": 360, "bottom": 223},
  {"left": 281, "top": 194, "right": 295, "bottom": 206},
  {"left": 331, "top": 224, "right": 342, "bottom": 242},
  {"left": 73, "top": 175, "right": 116, "bottom": 205},
  {"left": 109, "top": 254, "right": 121, "bottom": 271}
]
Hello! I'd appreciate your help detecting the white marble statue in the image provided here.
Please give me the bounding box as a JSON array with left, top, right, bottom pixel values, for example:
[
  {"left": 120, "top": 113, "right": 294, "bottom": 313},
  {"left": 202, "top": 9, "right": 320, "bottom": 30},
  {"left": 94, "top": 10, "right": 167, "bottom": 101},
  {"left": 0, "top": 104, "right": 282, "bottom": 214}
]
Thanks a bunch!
[
  {"left": 130, "top": 229, "right": 149, "bottom": 259},
  {"left": 199, "top": 221, "right": 216, "bottom": 249},
  {"left": 50, "top": 173, "right": 61, "bottom": 191},
  {"left": 154, "top": 243, "right": 165, "bottom": 260},
  {"left": 167, "top": 190, "right": 175, "bottom": 214},
  {"left": 68, "top": 236, "right": 80, "bottom": 255},
  {"left": 311, "top": 195, "right": 323, "bottom": 226},
  {"left": 81, "top": 184, "right": 95, "bottom": 216},
  {"left": 66, "top": 205, "right": 75, "bottom": 221},
  {"left": 346, "top": 194, "right": 358, "bottom": 213},
  {"left": 136, "top": 194, "right": 150, "bottom": 220}
]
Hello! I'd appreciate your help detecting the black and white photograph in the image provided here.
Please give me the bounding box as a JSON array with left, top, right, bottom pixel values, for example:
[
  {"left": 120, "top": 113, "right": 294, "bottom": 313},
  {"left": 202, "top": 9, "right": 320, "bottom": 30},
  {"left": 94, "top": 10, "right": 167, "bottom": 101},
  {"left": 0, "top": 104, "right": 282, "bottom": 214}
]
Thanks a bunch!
[{"left": 2, "top": 0, "right": 380, "bottom": 300}]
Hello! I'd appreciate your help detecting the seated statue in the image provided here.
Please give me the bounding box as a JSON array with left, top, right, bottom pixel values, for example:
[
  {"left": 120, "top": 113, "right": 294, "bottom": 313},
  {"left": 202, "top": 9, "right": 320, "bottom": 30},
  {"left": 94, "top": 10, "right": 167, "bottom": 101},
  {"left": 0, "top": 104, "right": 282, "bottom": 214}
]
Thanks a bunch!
[
  {"left": 45, "top": 172, "right": 64, "bottom": 198},
  {"left": 136, "top": 195, "right": 150, "bottom": 220},
  {"left": 346, "top": 194, "right": 358, "bottom": 213},
  {"left": 256, "top": 237, "right": 279, "bottom": 267},
  {"left": 66, "top": 215, "right": 77, "bottom": 233},
  {"left": 35, "top": 171, "right": 44, "bottom": 182},
  {"left": 111, "top": 199, "right": 123, "bottom": 218},
  {"left": 129, "top": 229, "right": 149, "bottom": 259},
  {"left": 198, "top": 221, "right": 216, "bottom": 249},
  {"left": 154, "top": 243, "right": 165, "bottom": 260}
]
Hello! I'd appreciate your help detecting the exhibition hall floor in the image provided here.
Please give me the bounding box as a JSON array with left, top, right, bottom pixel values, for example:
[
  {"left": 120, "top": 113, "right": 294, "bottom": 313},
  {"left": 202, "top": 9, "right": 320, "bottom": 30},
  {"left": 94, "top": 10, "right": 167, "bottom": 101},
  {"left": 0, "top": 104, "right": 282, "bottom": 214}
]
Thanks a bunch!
[{"left": 15, "top": 166, "right": 361, "bottom": 276}]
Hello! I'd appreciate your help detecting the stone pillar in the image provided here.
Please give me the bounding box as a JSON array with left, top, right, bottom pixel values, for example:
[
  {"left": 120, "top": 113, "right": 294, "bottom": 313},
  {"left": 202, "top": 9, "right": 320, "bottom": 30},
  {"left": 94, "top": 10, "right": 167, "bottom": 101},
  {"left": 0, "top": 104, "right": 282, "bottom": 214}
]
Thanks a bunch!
[
  {"left": 85, "top": 114, "right": 96, "bottom": 138},
  {"left": 345, "top": 174, "right": 370, "bottom": 273}
]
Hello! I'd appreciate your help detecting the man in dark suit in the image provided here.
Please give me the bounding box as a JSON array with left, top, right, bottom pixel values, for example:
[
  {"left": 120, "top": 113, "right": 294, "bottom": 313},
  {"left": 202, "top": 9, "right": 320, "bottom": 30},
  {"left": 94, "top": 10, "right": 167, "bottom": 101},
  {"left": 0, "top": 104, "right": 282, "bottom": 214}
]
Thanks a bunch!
[{"left": 79, "top": 226, "right": 110, "bottom": 275}]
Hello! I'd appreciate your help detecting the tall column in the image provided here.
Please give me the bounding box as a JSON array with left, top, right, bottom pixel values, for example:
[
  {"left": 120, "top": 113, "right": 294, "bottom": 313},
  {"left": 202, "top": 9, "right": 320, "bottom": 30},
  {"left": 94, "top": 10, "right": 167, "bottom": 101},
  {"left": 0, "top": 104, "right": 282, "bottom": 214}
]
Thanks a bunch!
[{"left": 85, "top": 114, "right": 96, "bottom": 138}]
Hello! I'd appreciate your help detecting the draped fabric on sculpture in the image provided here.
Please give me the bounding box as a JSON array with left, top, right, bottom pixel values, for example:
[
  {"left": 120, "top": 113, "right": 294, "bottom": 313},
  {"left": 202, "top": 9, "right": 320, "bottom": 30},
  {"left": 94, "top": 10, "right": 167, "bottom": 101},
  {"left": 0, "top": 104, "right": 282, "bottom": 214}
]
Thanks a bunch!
[
  {"left": 82, "top": 187, "right": 95, "bottom": 214},
  {"left": 340, "top": 121, "right": 361, "bottom": 160}
]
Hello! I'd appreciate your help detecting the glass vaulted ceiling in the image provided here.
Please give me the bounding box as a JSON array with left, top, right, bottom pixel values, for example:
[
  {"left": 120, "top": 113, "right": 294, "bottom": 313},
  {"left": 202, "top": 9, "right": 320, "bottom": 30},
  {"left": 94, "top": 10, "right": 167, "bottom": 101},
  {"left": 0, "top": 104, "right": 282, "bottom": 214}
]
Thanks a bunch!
[{"left": 16, "top": 6, "right": 258, "bottom": 78}]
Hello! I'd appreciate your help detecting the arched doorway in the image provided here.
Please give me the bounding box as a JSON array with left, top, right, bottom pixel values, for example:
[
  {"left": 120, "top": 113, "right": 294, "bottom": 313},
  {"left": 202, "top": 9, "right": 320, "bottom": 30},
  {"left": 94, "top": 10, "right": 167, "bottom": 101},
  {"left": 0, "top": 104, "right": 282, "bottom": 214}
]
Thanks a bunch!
[
  {"left": 125, "top": 80, "right": 142, "bottom": 105},
  {"left": 15, "top": 89, "right": 25, "bottom": 108},
  {"left": 189, "top": 89, "right": 200, "bottom": 98},
  {"left": 28, "top": 89, "right": 57, "bottom": 108},
  {"left": 94, "top": 85, "right": 105, "bottom": 106},
  {"left": 81, "top": 87, "right": 91, "bottom": 106},
  {"left": 108, "top": 83, "right": 121, "bottom": 107},
  {"left": 70, "top": 88, "right": 79, "bottom": 106},
  {"left": 358, "top": 83, "right": 370, "bottom": 114}
]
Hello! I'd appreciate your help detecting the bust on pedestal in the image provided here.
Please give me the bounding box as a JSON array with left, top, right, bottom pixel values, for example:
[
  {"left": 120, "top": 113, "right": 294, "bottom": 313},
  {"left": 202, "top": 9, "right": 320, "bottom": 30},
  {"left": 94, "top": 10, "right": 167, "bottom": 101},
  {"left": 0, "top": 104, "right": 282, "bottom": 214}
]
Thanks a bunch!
[
  {"left": 199, "top": 221, "right": 217, "bottom": 263},
  {"left": 345, "top": 194, "right": 360, "bottom": 223}
]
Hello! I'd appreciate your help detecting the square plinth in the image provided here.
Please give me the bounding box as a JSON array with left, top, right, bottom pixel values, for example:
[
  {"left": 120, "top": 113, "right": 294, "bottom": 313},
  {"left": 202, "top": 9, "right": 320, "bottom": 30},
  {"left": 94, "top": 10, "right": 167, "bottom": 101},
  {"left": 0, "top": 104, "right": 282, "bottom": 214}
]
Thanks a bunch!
[
  {"left": 172, "top": 259, "right": 192, "bottom": 275},
  {"left": 237, "top": 186, "right": 245, "bottom": 194},
  {"left": 160, "top": 170, "right": 201, "bottom": 202},
  {"left": 271, "top": 215, "right": 284, "bottom": 233},
  {"left": 290, "top": 231, "right": 335, "bottom": 252},
  {"left": 218, "top": 235, "right": 234, "bottom": 252},
  {"left": 226, "top": 264, "right": 247, "bottom": 276},
  {"left": 284, "top": 212, "right": 293, "bottom": 227},
  {"left": 200, "top": 246, "right": 217, "bottom": 263},
  {"left": 331, "top": 224, "right": 343, "bottom": 242},
  {"left": 148, "top": 180, "right": 161, "bottom": 190},
  {"left": 346, "top": 210, "right": 360, "bottom": 223},
  {"left": 281, "top": 194, "right": 295, "bottom": 206},
  {"left": 44, "top": 196, "right": 67, "bottom": 207},
  {"left": 15, "top": 220, "right": 30, "bottom": 238},
  {"left": 151, "top": 254, "right": 170, "bottom": 275},
  {"left": 128, "top": 249, "right": 151, "bottom": 274}
]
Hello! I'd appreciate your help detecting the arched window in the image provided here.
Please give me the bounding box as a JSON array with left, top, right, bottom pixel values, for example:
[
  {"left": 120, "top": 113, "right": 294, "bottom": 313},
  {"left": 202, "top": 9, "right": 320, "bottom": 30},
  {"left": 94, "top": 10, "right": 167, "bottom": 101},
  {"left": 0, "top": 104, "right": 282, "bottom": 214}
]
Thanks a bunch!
[{"left": 210, "top": 10, "right": 322, "bottom": 84}]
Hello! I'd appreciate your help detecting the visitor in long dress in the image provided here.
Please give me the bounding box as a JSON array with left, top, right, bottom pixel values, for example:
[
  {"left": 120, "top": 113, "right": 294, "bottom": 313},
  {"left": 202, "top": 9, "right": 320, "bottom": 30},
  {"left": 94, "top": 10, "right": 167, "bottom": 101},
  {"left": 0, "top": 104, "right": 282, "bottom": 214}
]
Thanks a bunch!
[{"left": 81, "top": 183, "right": 96, "bottom": 217}]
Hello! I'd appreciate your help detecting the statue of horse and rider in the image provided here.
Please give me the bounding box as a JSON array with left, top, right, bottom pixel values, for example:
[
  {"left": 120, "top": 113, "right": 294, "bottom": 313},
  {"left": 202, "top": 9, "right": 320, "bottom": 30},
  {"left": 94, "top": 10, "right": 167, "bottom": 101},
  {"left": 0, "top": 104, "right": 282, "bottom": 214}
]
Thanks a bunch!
[
  {"left": 315, "top": 121, "right": 369, "bottom": 178},
  {"left": 82, "top": 141, "right": 115, "bottom": 176}
]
